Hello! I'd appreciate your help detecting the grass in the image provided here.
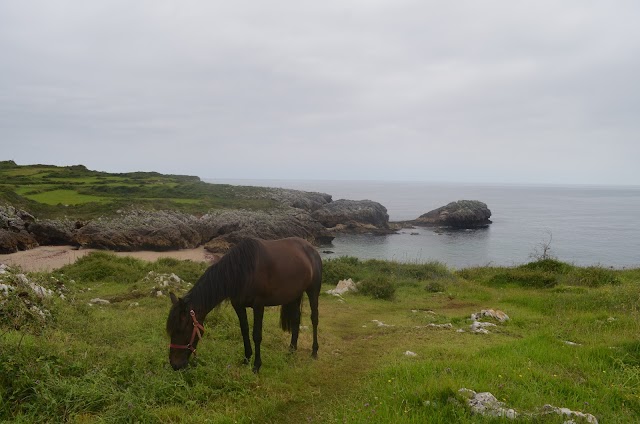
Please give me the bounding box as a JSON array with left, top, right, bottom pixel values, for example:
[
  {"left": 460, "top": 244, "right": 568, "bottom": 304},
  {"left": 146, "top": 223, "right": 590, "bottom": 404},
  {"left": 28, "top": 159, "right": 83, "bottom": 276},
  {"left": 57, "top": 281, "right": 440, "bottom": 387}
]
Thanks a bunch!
[
  {"left": 0, "top": 162, "right": 279, "bottom": 219},
  {"left": 1, "top": 255, "right": 639, "bottom": 423}
]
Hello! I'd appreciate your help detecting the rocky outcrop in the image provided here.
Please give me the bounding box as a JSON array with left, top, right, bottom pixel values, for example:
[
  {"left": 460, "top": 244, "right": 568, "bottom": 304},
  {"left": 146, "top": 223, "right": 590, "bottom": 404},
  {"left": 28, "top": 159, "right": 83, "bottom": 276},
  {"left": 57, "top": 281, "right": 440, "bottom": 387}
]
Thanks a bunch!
[
  {"left": 0, "top": 205, "right": 39, "bottom": 253},
  {"left": 201, "top": 208, "right": 334, "bottom": 253},
  {"left": 312, "top": 199, "right": 393, "bottom": 234},
  {"left": 263, "top": 188, "right": 332, "bottom": 212},
  {"left": 413, "top": 200, "right": 491, "bottom": 228},
  {"left": 0, "top": 186, "right": 394, "bottom": 253},
  {"left": 73, "top": 210, "right": 203, "bottom": 251},
  {"left": 27, "top": 219, "right": 79, "bottom": 246}
]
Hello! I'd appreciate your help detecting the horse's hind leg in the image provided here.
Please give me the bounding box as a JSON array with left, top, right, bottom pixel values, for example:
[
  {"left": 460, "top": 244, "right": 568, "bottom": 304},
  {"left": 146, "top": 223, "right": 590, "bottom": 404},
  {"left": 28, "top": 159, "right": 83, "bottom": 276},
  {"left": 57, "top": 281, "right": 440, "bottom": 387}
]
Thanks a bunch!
[
  {"left": 232, "top": 302, "right": 252, "bottom": 365},
  {"left": 307, "top": 289, "right": 319, "bottom": 358},
  {"left": 287, "top": 296, "right": 303, "bottom": 352}
]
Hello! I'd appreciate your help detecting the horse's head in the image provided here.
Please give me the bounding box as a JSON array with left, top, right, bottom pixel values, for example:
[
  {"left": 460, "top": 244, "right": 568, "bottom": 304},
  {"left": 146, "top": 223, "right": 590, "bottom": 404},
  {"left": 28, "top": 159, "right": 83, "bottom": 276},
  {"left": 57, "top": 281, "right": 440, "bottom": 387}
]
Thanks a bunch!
[{"left": 166, "top": 292, "right": 204, "bottom": 370}]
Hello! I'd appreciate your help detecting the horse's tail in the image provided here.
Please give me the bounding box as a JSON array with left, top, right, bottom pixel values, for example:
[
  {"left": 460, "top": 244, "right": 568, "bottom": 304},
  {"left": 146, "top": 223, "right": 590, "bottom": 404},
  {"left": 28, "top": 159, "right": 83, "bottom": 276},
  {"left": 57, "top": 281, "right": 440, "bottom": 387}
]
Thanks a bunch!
[{"left": 280, "top": 297, "right": 303, "bottom": 333}]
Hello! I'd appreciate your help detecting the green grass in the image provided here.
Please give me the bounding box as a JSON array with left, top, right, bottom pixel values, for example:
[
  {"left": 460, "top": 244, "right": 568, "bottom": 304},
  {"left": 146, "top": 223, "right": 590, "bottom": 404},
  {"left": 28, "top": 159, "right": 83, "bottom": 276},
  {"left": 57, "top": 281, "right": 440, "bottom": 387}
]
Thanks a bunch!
[
  {"left": 0, "top": 163, "right": 279, "bottom": 219},
  {"left": 1, "top": 256, "right": 639, "bottom": 422},
  {"left": 23, "top": 189, "right": 110, "bottom": 205}
]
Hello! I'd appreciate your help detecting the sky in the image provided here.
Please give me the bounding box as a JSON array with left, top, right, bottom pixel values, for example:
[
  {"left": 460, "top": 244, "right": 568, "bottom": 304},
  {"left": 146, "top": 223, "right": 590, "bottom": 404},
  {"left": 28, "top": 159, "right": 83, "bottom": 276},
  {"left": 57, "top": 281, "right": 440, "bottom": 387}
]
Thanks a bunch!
[{"left": 1, "top": 1, "right": 639, "bottom": 185}]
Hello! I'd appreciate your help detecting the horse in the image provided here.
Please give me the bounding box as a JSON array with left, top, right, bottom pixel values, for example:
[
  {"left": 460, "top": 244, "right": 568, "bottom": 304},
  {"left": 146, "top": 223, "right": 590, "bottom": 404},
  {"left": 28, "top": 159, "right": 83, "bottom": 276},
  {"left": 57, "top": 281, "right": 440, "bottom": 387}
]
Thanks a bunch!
[{"left": 166, "top": 237, "right": 322, "bottom": 372}]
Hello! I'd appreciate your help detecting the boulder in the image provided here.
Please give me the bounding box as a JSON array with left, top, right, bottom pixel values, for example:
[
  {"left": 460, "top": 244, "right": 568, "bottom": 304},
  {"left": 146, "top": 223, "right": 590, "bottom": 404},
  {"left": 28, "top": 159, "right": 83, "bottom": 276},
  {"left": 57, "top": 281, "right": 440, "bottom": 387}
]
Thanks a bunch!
[
  {"left": 27, "top": 219, "right": 78, "bottom": 246},
  {"left": 0, "top": 205, "right": 39, "bottom": 253},
  {"left": 201, "top": 208, "right": 334, "bottom": 253},
  {"left": 264, "top": 188, "right": 332, "bottom": 212},
  {"left": 73, "top": 210, "right": 203, "bottom": 251},
  {"left": 312, "top": 199, "right": 393, "bottom": 234},
  {"left": 414, "top": 200, "right": 491, "bottom": 228}
]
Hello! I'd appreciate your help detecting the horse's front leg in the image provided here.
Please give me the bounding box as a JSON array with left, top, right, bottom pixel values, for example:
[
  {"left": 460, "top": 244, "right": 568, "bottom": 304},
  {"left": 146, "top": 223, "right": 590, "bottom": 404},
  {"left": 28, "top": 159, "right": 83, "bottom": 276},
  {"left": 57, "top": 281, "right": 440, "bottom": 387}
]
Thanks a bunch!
[
  {"left": 232, "top": 302, "right": 252, "bottom": 365},
  {"left": 252, "top": 305, "right": 264, "bottom": 373}
]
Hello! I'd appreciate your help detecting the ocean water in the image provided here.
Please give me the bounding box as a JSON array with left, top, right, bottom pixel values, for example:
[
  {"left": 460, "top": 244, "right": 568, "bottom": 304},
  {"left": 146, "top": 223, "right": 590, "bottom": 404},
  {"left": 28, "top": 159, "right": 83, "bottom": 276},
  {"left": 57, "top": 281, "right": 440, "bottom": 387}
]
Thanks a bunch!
[{"left": 210, "top": 179, "right": 640, "bottom": 269}]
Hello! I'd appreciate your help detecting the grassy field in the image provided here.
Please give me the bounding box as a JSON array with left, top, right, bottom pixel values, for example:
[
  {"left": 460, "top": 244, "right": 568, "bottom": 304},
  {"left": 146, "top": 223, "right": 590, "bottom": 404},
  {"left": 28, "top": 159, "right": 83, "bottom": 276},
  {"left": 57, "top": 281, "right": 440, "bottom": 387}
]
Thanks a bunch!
[
  {"left": 0, "top": 161, "right": 276, "bottom": 219},
  {"left": 1, "top": 255, "right": 639, "bottom": 423}
]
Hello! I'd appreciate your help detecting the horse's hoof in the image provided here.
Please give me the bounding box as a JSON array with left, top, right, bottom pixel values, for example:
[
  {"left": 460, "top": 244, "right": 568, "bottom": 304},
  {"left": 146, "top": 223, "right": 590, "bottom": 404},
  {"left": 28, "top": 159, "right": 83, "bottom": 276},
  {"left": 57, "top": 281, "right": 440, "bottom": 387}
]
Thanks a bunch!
[
  {"left": 311, "top": 352, "right": 318, "bottom": 360},
  {"left": 243, "top": 357, "right": 250, "bottom": 366},
  {"left": 252, "top": 366, "right": 261, "bottom": 374}
]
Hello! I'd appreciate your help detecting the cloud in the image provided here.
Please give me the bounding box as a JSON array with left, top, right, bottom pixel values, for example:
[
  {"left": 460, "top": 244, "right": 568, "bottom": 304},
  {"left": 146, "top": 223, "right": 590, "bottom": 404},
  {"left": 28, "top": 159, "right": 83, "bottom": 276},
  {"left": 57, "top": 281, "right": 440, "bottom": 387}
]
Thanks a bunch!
[{"left": 1, "top": 1, "right": 639, "bottom": 184}]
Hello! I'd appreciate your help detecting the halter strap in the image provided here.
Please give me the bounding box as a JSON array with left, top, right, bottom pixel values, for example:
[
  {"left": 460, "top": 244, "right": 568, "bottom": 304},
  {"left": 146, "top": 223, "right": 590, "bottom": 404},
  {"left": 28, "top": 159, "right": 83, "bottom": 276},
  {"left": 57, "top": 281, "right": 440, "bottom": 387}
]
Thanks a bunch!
[{"left": 169, "top": 309, "right": 205, "bottom": 355}]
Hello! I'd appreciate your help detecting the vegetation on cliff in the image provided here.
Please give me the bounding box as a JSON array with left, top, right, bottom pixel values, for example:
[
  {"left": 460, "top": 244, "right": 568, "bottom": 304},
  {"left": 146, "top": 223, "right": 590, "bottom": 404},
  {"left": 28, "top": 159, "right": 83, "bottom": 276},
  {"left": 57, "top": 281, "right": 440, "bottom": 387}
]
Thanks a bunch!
[{"left": 0, "top": 160, "right": 277, "bottom": 220}]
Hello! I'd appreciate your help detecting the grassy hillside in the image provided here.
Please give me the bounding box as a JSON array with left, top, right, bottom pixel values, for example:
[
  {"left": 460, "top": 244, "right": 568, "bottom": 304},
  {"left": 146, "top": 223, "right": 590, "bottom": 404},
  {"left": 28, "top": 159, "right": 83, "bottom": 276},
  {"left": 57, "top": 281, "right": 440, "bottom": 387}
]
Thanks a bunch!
[
  {"left": 1, "top": 255, "right": 638, "bottom": 423},
  {"left": 0, "top": 161, "right": 276, "bottom": 219}
]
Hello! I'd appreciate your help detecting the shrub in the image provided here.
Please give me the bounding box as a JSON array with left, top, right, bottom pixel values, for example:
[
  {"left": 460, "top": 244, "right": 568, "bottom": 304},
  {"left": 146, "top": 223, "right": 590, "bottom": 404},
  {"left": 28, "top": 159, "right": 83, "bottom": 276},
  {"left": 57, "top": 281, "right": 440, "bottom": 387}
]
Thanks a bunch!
[
  {"left": 425, "top": 281, "right": 446, "bottom": 293},
  {"left": 322, "top": 256, "right": 362, "bottom": 286},
  {"left": 519, "top": 258, "right": 573, "bottom": 274},
  {"left": 487, "top": 269, "right": 557, "bottom": 288},
  {"left": 565, "top": 266, "right": 621, "bottom": 287},
  {"left": 358, "top": 276, "right": 396, "bottom": 300},
  {"left": 59, "top": 252, "right": 148, "bottom": 284}
]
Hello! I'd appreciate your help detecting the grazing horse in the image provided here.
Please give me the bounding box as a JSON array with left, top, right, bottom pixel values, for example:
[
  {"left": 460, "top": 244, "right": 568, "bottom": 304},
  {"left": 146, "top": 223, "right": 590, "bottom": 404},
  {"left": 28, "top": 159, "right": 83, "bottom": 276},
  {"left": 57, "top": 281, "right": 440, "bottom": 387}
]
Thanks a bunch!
[{"left": 166, "top": 237, "right": 322, "bottom": 372}]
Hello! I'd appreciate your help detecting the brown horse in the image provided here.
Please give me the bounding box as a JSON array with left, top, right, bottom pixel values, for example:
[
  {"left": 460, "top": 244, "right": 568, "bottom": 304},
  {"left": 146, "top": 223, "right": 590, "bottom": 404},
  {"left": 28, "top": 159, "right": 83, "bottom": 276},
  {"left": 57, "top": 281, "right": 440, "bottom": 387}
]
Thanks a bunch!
[{"left": 166, "top": 237, "right": 322, "bottom": 372}]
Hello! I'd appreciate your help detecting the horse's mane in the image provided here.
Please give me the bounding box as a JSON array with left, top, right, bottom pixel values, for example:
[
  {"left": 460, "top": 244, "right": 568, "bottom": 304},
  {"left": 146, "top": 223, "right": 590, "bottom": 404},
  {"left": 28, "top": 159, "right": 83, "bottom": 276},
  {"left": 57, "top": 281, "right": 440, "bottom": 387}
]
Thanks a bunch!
[{"left": 184, "top": 238, "right": 262, "bottom": 311}]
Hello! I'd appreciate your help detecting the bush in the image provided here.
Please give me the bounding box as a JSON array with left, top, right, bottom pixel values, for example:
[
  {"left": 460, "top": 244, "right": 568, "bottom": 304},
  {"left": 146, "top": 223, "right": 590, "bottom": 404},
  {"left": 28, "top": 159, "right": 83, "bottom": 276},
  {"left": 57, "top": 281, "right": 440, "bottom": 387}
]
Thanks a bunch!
[
  {"left": 519, "top": 258, "right": 573, "bottom": 274},
  {"left": 358, "top": 276, "right": 396, "bottom": 300},
  {"left": 322, "top": 256, "right": 362, "bottom": 286},
  {"left": 425, "top": 281, "right": 446, "bottom": 293},
  {"left": 565, "top": 266, "right": 621, "bottom": 287},
  {"left": 59, "top": 252, "right": 148, "bottom": 284},
  {"left": 487, "top": 269, "right": 557, "bottom": 288}
]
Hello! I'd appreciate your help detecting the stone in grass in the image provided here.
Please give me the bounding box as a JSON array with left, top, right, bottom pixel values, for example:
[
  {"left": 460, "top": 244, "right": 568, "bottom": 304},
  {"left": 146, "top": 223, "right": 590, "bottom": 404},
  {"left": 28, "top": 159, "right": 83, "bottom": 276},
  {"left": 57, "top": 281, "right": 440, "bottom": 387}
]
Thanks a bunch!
[{"left": 459, "top": 389, "right": 518, "bottom": 419}]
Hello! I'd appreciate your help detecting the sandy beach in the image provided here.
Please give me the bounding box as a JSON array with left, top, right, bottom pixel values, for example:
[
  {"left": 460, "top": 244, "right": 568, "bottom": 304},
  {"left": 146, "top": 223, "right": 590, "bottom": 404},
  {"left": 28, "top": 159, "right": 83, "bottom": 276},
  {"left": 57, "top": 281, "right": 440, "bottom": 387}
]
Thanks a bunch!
[{"left": 0, "top": 245, "right": 215, "bottom": 273}]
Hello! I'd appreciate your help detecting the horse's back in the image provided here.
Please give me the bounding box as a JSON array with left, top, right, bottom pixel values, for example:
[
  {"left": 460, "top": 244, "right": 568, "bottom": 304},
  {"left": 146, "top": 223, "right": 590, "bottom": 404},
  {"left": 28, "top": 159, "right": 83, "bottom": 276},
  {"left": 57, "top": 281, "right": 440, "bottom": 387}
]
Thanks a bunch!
[{"left": 256, "top": 237, "right": 322, "bottom": 304}]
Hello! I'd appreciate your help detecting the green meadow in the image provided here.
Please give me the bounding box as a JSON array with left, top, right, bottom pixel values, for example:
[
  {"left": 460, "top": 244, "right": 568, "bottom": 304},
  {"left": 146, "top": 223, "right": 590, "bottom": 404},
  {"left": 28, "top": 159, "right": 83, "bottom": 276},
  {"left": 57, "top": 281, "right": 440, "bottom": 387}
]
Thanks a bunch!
[
  {"left": 1, "top": 255, "right": 639, "bottom": 423},
  {"left": 0, "top": 161, "right": 276, "bottom": 219}
]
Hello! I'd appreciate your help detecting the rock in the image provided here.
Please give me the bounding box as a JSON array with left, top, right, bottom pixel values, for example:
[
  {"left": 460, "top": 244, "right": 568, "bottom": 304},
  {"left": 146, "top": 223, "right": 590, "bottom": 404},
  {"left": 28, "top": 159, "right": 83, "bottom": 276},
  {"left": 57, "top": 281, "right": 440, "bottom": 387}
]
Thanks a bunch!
[
  {"left": 471, "top": 309, "right": 510, "bottom": 322},
  {"left": 413, "top": 200, "right": 492, "bottom": 228},
  {"left": 372, "top": 319, "right": 394, "bottom": 327},
  {"left": 404, "top": 350, "right": 418, "bottom": 357},
  {"left": 74, "top": 210, "right": 203, "bottom": 251},
  {"left": 326, "top": 278, "right": 358, "bottom": 296},
  {"left": 541, "top": 405, "right": 598, "bottom": 423},
  {"left": 262, "top": 188, "right": 332, "bottom": 212},
  {"left": 27, "top": 219, "right": 78, "bottom": 246},
  {"left": 312, "top": 199, "right": 393, "bottom": 234},
  {"left": 90, "top": 298, "right": 111, "bottom": 305},
  {"left": 0, "top": 205, "right": 39, "bottom": 253},
  {"left": 0, "top": 229, "right": 39, "bottom": 253},
  {"left": 201, "top": 208, "right": 333, "bottom": 253},
  {"left": 459, "top": 389, "right": 518, "bottom": 419},
  {"left": 470, "top": 321, "right": 497, "bottom": 334}
]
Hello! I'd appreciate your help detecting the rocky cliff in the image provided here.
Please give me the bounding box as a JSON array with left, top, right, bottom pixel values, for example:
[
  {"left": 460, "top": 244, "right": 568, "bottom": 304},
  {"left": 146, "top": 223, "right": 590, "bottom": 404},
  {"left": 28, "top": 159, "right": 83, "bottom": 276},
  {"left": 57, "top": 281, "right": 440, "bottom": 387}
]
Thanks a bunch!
[{"left": 0, "top": 188, "right": 393, "bottom": 254}]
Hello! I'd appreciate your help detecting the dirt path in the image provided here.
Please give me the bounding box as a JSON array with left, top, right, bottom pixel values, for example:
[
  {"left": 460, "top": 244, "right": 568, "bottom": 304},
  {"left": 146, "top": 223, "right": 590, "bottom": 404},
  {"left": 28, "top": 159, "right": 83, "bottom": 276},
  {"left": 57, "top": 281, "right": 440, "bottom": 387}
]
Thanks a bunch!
[{"left": 0, "top": 245, "right": 215, "bottom": 272}]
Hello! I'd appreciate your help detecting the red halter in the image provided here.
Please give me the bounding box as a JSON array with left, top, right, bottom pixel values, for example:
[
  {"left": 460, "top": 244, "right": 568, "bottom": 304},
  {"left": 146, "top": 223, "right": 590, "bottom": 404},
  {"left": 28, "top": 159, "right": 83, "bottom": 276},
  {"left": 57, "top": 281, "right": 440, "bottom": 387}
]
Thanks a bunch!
[{"left": 169, "top": 309, "right": 205, "bottom": 355}]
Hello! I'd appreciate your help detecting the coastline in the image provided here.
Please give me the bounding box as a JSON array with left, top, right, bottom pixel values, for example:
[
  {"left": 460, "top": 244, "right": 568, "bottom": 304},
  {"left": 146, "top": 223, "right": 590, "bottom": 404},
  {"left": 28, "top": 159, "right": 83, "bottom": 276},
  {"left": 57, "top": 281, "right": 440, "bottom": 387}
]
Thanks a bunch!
[{"left": 0, "top": 245, "right": 215, "bottom": 273}]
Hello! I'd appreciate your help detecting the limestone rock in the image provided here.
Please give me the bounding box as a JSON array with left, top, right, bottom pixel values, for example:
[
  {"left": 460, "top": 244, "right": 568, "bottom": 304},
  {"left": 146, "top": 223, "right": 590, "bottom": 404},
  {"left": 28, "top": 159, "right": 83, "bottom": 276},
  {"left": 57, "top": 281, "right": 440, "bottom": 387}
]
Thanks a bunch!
[
  {"left": 326, "top": 278, "right": 358, "bottom": 296},
  {"left": 414, "top": 200, "right": 492, "bottom": 228},
  {"left": 73, "top": 210, "right": 203, "bottom": 251},
  {"left": 0, "top": 205, "right": 39, "bottom": 253},
  {"left": 201, "top": 208, "right": 333, "bottom": 253},
  {"left": 28, "top": 219, "right": 78, "bottom": 246},
  {"left": 312, "top": 199, "right": 393, "bottom": 234}
]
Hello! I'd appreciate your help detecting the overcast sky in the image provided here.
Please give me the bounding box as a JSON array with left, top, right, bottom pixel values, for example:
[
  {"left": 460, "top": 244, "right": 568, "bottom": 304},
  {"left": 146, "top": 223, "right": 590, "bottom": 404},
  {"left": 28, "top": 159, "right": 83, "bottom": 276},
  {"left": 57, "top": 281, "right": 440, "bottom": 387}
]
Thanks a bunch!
[{"left": 1, "top": 1, "right": 639, "bottom": 185}]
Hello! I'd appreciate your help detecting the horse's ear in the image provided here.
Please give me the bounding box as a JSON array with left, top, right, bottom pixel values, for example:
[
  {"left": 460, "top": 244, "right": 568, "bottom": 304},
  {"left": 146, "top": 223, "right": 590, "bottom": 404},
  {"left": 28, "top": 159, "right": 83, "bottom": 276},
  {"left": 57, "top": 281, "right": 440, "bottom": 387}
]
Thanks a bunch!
[{"left": 169, "top": 292, "right": 179, "bottom": 305}]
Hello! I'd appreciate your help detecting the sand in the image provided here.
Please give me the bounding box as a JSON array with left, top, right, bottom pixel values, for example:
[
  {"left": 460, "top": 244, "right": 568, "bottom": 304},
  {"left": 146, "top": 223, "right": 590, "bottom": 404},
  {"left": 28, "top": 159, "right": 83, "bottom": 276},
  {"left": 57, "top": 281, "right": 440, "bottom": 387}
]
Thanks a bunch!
[{"left": 0, "top": 245, "right": 216, "bottom": 273}]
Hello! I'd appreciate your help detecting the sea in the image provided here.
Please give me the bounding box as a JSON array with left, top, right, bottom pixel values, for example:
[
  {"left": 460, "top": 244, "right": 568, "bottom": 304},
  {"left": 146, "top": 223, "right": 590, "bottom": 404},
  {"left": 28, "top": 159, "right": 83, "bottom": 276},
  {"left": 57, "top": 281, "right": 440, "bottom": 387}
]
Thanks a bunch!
[{"left": 209, "top": 179, "right": 640, "bottom": 269}]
